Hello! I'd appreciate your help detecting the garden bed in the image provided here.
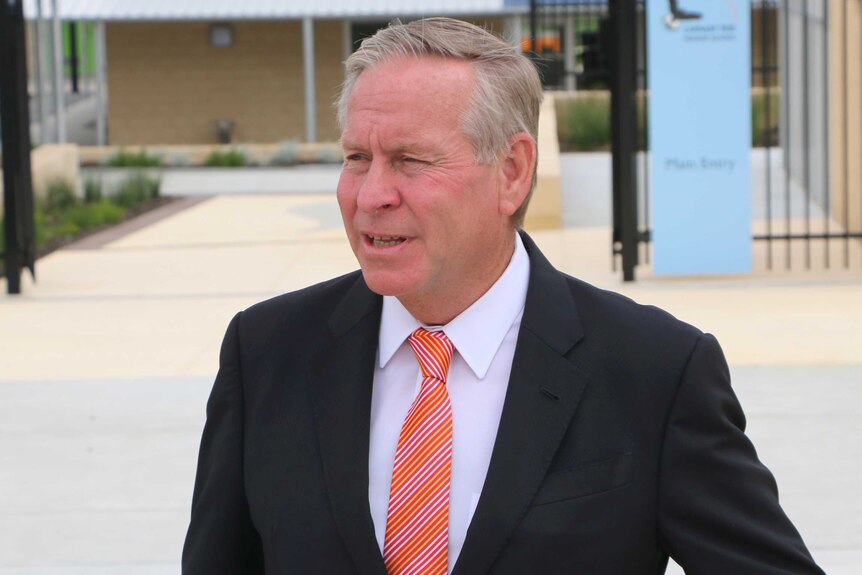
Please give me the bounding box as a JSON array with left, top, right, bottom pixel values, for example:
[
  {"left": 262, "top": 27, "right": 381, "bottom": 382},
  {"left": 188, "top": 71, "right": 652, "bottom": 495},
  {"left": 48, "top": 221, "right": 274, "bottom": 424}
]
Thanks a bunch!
[{"left": 1, "top": 172, "right": 167, "bottom": 276}]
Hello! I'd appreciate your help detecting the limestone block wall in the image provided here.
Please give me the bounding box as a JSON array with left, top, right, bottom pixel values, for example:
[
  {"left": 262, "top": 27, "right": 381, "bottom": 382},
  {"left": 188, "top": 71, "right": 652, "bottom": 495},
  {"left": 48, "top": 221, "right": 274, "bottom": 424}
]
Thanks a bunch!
[
  {"left": 31, "top": 144, "right": 81, "bottom": 200},
  {"left": 525, "top": 92, "right": 562, "bottom": 230}
]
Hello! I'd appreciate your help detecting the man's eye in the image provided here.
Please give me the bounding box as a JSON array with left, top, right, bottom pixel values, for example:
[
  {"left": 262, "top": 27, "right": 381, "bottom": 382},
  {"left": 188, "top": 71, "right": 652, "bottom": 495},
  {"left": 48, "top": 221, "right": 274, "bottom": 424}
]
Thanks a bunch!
[{"left": 345, "top": 154, "right": 366, "bottom": 162}]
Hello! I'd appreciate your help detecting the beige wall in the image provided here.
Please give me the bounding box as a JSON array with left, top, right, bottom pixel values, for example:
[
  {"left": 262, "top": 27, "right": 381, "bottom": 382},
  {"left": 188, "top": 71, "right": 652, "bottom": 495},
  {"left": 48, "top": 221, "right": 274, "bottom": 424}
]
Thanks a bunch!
[
  {"left": 106, "top": 20, "right": 344, "bottom": 145},
  {"left": 105, "top": 17, "right": 508, "bottom": 146},
  {"left": 828, "top": 0, "right": 862, "bottom": 234}
]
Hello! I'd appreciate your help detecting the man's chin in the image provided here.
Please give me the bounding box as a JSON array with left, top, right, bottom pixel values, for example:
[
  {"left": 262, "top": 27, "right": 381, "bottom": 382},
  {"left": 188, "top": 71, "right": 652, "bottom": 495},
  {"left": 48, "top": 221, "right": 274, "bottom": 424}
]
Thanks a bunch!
[{"left": 360, "top": 270, "right": 417, "bottom": 299}]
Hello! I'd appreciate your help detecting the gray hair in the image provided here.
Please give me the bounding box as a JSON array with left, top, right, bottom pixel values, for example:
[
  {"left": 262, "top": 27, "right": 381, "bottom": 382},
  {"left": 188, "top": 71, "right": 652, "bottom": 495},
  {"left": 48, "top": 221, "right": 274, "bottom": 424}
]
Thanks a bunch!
[{"left": 336, "top": 18, "right": 543, "bottom": 227}]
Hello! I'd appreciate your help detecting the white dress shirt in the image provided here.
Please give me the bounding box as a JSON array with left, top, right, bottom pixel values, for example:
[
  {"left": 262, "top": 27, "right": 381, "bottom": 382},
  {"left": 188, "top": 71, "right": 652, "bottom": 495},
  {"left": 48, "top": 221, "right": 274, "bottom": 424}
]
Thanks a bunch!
[{"left": 368, "top": 234, "right": 530, "bottom": 574}]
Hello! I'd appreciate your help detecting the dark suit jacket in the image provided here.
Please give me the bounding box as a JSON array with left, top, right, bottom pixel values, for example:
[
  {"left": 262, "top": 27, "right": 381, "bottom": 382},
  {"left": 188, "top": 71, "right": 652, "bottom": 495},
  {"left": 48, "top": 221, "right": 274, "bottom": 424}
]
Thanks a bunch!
[{"left": 183, "top": 233, "right": 823, "bottom": 574}]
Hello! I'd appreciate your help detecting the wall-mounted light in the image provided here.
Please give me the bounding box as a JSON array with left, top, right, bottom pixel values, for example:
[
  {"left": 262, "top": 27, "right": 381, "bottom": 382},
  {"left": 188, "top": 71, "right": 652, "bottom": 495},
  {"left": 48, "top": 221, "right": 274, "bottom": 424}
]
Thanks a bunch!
[{"left": 210, "top": 24, "right": 234, "bottom": 48}]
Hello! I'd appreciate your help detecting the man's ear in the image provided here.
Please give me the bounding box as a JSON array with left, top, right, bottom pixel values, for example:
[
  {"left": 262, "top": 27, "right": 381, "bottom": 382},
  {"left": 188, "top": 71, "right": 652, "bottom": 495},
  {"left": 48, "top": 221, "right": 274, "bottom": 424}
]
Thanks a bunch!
[{"left": 498, "top": 132, "right": 537, "bottom": 217}]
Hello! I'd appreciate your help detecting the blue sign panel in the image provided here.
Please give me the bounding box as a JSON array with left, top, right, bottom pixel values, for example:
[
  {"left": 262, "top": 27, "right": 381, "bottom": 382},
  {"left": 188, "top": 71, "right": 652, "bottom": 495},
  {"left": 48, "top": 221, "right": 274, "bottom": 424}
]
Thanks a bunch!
[{"left": 648, "top": 0, "right": 752, "bottom": 275}]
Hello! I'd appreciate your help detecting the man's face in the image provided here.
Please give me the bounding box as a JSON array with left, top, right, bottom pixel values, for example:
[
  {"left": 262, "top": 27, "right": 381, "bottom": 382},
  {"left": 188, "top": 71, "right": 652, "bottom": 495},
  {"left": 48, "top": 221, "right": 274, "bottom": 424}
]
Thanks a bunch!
[{"left": 337, "top": 56, "right": 515, "bottom": 321}]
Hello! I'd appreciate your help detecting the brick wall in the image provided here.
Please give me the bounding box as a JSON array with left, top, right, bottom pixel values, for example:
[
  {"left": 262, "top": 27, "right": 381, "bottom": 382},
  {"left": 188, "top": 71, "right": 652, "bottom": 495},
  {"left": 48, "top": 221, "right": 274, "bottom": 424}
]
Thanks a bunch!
[{"left": 106, "top": 20, "right": 344, "bottom": 145}]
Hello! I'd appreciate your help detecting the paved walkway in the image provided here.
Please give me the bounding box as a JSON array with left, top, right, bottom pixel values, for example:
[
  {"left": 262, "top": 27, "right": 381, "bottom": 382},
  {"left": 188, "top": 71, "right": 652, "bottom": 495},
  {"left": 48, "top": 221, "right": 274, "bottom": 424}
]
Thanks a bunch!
[{"left": 1, "top": 173, "right": 860, "bottom": 573}]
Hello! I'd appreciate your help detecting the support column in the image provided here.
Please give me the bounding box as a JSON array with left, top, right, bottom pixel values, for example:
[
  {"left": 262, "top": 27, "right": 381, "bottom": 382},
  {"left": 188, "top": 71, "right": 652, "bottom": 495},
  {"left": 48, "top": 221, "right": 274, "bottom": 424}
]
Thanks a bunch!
[
  {"left": 343, "top": 19, "right": 352, "bottom": 61},
  {"left": 51, "top": 0, "right": 66, "bottom": 143},
  {"left": 303, "top": 17, "right": 317, "bottom": 143},
  {"left": 79, "top": 21, "right": 91, "bottom": 93},
  {"left": 32, "top": 0, "right": 47, "bottom": 144},
  {"left": 80, "top": 21, "right": 90, "bottom": 93},
  {"left": 505, "top": 14, "right": 523, "bottom": 49},
  {"left": 95, "top": 21, "right": 107, "bottom": 146},
  {"left": 610, "top": 0, "right": 639, "bottom": 281},
  {"left": 564, "top": 15, "right": 577, "bottom": 91}
]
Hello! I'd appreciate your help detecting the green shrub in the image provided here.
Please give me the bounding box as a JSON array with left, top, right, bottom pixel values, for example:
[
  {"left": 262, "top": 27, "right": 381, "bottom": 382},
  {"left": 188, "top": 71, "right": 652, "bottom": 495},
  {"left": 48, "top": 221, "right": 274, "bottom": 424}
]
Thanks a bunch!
[
  {"left": 39, "top": 213, "right": 81, "bottom": 241},
  {"left": 112, "top": 171, "right": 161, "bottom": 208},
  {"left": 205, "top": 147, "right": 247, "bottom": 167},
  {"left": 556, "top": 94, "right": 612, "bottom": 152},
  {"left": 2, "top": 179, "right": 153, "bottom": 258},
  {"left": 32, "top": 200, "right": 128, "bottom": 249},
  {"left": 52, "top": 221, "right": 81, "bottom": 238},
  {"left": 42, "top": 179, "right": 77, "bottom": 213},
  {"left": 108, "top": 148, "right": 162, "bottom": 167},
  {"left": 556, "top": 90, "right": 776, "bottom": 151},
  {"left": 269, "top": 141, "right": 300, "bottom": 166},
  {"left": 65, "top": 202, "right": 126, "bottom": 229},
  {"left": 752, "top": 90, "right": 780, "bottom": 148},
  {"left": 33, "top": 210, "right": 45, "bottom": 247},
  {"left": 84, "top": 177, "right": 103, "bottom": 203},
  {"left": 166, "top": 151, "right": 191, "bottom": 167}
]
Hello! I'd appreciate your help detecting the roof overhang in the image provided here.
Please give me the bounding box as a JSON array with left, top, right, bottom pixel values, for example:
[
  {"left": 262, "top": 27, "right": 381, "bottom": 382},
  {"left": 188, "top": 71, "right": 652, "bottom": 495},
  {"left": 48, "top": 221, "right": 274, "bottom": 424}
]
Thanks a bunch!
[{"left": 22, "top": 0, "right": 532, "bottom": 21}]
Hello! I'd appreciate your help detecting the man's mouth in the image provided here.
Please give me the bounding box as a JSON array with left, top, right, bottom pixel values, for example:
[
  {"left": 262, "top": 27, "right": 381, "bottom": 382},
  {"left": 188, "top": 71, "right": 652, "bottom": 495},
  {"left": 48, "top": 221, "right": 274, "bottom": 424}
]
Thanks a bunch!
[{"left": 366, "top": 234, "right": 407, "bottom": 248}]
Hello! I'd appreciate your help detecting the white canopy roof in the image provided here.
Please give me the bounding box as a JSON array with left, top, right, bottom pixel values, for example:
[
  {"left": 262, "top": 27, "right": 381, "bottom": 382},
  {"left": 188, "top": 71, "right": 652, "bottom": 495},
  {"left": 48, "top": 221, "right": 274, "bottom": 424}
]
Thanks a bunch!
[{"left": 23, "top": 0, "right": 530, "bottom": 21}]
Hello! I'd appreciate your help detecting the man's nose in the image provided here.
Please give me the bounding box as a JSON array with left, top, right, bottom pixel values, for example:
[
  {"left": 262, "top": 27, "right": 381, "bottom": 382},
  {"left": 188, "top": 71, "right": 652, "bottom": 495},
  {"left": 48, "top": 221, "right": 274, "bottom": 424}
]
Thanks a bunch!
[{"left": 356, "top": 159, "right": 400, "bottom": 214}]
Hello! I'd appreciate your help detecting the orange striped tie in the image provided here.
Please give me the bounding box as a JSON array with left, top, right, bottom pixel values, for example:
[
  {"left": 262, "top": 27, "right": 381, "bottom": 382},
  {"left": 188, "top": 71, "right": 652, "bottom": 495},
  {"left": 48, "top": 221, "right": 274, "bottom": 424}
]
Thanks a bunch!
[{"left": 383, "top": 328, "right": 454, "bottom": 575}]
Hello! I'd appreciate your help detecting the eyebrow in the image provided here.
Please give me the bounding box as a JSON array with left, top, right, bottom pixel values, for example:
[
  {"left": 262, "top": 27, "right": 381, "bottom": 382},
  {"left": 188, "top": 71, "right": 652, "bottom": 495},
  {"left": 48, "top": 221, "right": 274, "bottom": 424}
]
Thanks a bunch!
[{"left": 341, "top": 139, "right": 437, "bottom": 157}]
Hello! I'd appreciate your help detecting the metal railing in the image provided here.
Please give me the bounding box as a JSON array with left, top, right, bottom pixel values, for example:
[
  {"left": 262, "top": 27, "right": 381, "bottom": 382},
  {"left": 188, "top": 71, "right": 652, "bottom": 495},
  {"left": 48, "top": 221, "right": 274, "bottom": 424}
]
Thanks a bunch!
[{"left": 533, "top": 0, "right": 862, "bottom": 278}]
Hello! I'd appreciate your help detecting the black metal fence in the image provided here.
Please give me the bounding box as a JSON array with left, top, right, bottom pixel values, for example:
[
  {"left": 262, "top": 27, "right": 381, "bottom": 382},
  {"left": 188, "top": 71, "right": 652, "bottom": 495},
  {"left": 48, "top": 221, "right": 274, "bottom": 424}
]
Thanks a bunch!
[
  {"left": 527, "top": 0, "right": 611, "bottom": 90},
  {"left": 754, "top": 0, "right": 862, "bottom": 271},
  {"left": 533, "top": 0, "right": 862, "bottom": 279},
  {"left": 1, "top": 0, "right": 37, "bottom": 294}
]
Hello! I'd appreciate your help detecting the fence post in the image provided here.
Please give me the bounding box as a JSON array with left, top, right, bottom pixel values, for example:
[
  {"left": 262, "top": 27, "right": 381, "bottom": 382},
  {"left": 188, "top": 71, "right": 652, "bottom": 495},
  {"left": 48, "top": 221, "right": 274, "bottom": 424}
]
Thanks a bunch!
[
  {"left": 610, "top": 0, "right": 640, "bottom": 281},
  {"left": 530, "top": 0, "right": 538, "bottom": 58},
  {"left": 1, "top": 0, "right": 37, "bottom": 294}
]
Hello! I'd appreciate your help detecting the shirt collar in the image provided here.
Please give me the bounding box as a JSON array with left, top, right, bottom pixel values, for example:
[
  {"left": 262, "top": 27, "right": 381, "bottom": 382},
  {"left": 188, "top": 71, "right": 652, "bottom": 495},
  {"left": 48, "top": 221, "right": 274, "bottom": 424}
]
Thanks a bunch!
[{"left": 378, "top": 233, "right": 530, "bottom": 379}]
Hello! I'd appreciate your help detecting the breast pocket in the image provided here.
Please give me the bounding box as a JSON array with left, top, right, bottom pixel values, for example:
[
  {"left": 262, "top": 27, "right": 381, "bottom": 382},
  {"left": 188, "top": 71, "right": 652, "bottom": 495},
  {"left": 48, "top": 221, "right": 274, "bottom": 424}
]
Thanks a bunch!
[{"left": 532, "top": 451, "right": 634, "bottom": 506}]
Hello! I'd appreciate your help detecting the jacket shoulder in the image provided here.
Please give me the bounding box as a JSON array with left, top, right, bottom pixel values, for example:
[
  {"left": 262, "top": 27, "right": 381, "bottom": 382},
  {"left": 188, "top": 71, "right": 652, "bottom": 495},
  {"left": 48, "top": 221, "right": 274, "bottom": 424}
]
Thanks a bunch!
[
  {"left": 236, "top": 270, "right": 366, "bottom": 342},
  {"left": 564, "top": 273, "right": 705, "bottom": 355}
]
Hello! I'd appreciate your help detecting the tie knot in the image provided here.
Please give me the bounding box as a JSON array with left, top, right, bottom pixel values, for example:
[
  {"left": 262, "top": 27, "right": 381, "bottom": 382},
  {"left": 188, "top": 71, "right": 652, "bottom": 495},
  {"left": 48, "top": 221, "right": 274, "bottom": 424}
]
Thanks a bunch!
[{"left": 407, "top": 328, "right": 454, "bottom": 382}]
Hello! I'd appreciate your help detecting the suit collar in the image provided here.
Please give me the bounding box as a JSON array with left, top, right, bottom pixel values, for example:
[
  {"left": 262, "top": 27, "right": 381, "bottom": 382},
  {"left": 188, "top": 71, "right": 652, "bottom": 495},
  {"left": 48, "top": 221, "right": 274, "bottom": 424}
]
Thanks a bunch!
[
  {"left": 328, "top": 271, "right": 382, "bottom": 337},
  {"left": 517, "top": 230, "right": 584, "bottom": 354}
]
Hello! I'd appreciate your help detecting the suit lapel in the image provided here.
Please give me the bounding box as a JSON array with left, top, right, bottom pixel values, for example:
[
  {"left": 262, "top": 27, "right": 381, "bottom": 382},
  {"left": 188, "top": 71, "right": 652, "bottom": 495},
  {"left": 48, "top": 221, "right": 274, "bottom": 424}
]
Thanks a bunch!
[
  {"left": 453, "top": 233, "right": 589, "bottom": 575},
  {"left": 307, "top": 275, "right": 388, "bottom": 575}
]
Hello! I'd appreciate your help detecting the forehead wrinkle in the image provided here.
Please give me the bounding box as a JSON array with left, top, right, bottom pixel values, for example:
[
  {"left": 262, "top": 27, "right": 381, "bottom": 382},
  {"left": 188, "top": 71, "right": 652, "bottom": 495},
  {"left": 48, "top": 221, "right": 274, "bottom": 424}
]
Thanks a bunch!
[
  {"left": 347, "top": 56, "right": 475, "bottom": 117},
  {"left": 343, "top": 111, "right": 450, "bottom": 156},
  {"left": 343, "top": 133, "right": 444, "bottom": 160}
]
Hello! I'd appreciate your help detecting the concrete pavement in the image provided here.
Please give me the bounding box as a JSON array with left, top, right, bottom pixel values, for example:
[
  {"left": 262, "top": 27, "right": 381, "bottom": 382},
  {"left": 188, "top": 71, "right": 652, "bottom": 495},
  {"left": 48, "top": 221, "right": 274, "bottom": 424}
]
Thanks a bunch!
[{"left": 1, "top": 168, "right": 860, "bottom": 573}]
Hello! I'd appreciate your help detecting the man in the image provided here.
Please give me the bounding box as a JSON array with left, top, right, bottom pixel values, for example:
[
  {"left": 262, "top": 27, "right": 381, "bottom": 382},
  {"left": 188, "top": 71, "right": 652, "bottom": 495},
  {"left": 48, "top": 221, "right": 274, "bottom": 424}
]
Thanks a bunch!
[{"left": 183, "top": 18, "right": 823, "bottom": 574}]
